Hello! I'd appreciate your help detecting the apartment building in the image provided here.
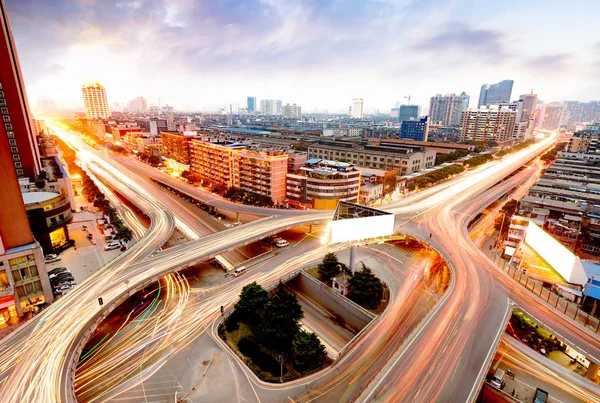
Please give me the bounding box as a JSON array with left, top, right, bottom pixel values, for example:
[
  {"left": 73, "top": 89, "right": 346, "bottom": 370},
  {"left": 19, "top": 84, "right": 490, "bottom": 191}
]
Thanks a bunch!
[
  {"left": 286, "top": 159, "right": 361, "bottom": 209},
  {"left": 189, "top": 140, "right": 288, "bottom": 203},
  {"left": 308, "top": 139, "right": 436, "bottom": 175},
  {"left": 160, "top": 130, "right": 198, "bottom": 166},
  {"left": 458, "top": 106, "right": 517, "bottom": 143}
]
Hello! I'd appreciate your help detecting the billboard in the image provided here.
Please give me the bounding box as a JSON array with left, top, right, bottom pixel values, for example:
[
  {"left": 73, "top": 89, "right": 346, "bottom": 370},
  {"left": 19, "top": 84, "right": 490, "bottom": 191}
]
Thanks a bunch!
[
  {"left": 331, "top": 214, "right": 395, "bottom": 243},
  {"left": 524, "top": 221, "right": 587, "bottom": 284}
]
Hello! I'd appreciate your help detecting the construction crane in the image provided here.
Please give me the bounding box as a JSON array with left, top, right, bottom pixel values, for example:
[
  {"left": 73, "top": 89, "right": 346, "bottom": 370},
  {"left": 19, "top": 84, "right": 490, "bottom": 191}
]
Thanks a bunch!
[{"left": 404, "top": 94, "right": 412, "bottom": 105}]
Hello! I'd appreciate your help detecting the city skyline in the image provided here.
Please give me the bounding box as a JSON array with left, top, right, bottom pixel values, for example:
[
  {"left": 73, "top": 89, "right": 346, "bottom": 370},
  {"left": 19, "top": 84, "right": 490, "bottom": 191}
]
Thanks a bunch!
[{"left": 5, "top": 0, "right": 600, "bottom": 113}]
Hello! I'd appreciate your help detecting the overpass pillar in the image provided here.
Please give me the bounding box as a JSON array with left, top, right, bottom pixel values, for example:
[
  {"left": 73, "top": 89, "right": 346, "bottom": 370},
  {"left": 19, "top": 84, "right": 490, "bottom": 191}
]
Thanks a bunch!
[
  {"left": 308, "top": 224, "right": 313, "bottom": 234},
  {"left": 585, "top": 361, "right": 599, "bottom": 381},
  {"left": 236, "top": 212, "right": 240, "bottom": 222}
]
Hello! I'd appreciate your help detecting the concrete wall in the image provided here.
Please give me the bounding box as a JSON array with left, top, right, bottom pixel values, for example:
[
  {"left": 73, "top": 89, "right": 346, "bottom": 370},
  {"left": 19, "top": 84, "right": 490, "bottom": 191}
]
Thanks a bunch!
[{"left": 287, "top": 271, "right": 375, "bottom": 332}]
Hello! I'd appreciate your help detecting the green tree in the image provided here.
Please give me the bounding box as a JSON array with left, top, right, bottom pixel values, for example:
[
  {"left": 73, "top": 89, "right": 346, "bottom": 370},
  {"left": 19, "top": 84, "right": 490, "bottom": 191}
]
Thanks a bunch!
[
  {"left": 292, "top": 331, "right": 327, "bottom": 372},
  {"left": 235, "top": 282, "right": 269, "bottom": 326},
  {"left": 261, "top": 282, "right": 303, "bottom": 351},
  {"left": 181, "top": 170, "right": 191, "bottom": 180},
  {"left": 348, "top": 263, "right": 383, "bottom": 310},
  {"left": 318, "top": 252, "right": 346, "bottom": 281}
]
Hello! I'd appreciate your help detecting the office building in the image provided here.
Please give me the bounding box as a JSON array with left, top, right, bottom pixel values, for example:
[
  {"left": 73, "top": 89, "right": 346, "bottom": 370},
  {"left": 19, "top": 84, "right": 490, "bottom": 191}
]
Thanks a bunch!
[
  {"left": 351, "top": 98, "right": 364, "bottom": 118},
  {"left": 0, "top": 3, "right": 41, "bottom": 179},
  {"left": 458, "top": 106, "right": 517, "bottom": 143},
  {"left": 429, "top": 94, "right": 467, "bottom": 126},
  {"left": 308, "top": 139, "right": 436, "bottom": 175},
  {"left": 400, "top": 117, "right": 429, "bottom": 141},
  {"left": 189, "top": 140, "right": 288, "bottom": 203},
  {"left": 519, "top": 93, "right": 538, "bottom": 121},
  {"left": 563, "top": 101, "right": 600, "bottom": 126},
  {"left": 282, "top": 103, "right": 302, "bottom": 118},
  {"left": 398, "top": 105, "right": 419, "bottom": 122},
  {"left": 247, "top": 96, "right": 256, "bottom": 112},
  {"left": 536, "top": 103, "right": 564, "bottom": 131},
  {"left": 478, "top": 80, "right": 514, "bottom": 107},
  {"left": 460, "top": 91, "right": 470, "bottom": 110},
  {"left": 81, "top": 82, "right": 110, "bottom": 120},
  {"left": 286, "top": 159, "right": 361, "bottom": 209},
  {"left": 0, "top": 1, "right": 54, "bottom": 320}
]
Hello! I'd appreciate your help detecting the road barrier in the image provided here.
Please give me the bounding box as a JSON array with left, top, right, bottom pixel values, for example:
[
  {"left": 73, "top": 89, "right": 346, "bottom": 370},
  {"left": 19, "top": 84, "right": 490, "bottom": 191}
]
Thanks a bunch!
[{"left": 493, "top": 253, "right": 600, "bottom": 334}]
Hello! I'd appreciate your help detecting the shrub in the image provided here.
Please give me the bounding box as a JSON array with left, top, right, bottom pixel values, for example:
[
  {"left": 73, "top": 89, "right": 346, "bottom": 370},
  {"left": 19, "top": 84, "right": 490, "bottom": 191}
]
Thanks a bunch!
[{"left": 238, "top": 337, "right": 281, "bottom": 375}]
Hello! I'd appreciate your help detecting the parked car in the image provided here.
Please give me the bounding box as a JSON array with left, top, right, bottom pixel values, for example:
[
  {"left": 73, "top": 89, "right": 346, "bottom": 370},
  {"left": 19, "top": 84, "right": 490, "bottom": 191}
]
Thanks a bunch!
[
  {"left": 534, "top": 388, "right": 548, "bottom": 403},
  {"left": 44, "top": 254, "right": 61, "bottom": 263},
  {"left": 104, "top": 241, "right": 120, "bottom": 251},
  {"left": 50, "top": 273, "right": 74, "bottom": 283},
  {"left": 275, "top": 239, "right": 289, "bottom": 248},
  {"left": 233, "top": 266, "right": 246, "bottom": 277},
  {"left": 48, "top": 267, "right": 69, "bottom": 276}
]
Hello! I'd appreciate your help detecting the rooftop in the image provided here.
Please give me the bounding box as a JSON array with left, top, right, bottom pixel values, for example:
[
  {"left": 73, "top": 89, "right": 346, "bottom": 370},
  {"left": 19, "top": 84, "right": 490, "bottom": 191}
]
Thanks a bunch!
[{"left": 21, "top": 190, "right": 61, "bottom": 206}]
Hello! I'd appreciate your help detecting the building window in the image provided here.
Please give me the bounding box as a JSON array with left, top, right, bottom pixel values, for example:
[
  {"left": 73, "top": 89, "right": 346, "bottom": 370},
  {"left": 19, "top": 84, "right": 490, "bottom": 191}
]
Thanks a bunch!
[
  {"left": 6, "top": 131, "right": 14, "bottom": 138},
  {"left": 14, "top": 162, "right": 21, "bottom": 168},
  {"left": 10, "top": 147, "right": 18, "bottom": 153},
  {"left": 12, "top": 154, "right": 19, "bottom": 161},
  {"left": 0, "top": 90, "right": 4, "bottom": 97},
  {"left": 4, "top": 123, "right": 12, "bottom": 131},
  {"left": 0, "top": 99, "right": 5, "bottom": 106},
  {"left": 0, "top": 107, "right": 7, "bottom": 114},
  {"left": 2, "top": 115, "right": 10, "bottom": 123},
  {"left": 8, "top": 139, "right": 16, "bottom": 146},
  {"left": 16, "top": 169, "right": 24, "bottom": 176}
]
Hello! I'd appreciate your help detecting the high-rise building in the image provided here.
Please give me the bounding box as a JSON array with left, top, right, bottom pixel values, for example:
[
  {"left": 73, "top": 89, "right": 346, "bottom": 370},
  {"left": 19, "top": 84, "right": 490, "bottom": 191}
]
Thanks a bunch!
[
  {"left": 458, "top": 106, "right": 517, "bottom": 143},
  {"left": 0, "top": 0, "right": 54, "bottom": 320},
  {"left": 519, "top": 93, "right": 538, "bottom": 121},
  {"left": 398, "top": 105, "right": 419, "bottom": 122},
  {"left": 429, "top": 94, "right": 467, "bottom": 126},
  {"left": 82, "top": 82, "right": 110, "bottom": 120},
  {"left": 276, "top": 100, "right": 283, "bottom": 115},
  {"left": 351, "top": 98, "right": 364, "bottom": 118},
  {"left": 260, "top": 99, "right": 274, "bottom": 115},
  {"left": 0, "top": 1, "right": 41, "bottom": 179},
  {"left": 460, "top": 92, "right": 470, "bottom": 110},
  {"left": 562, "top": 101, "right": 600, "bottom": 126},
  {"left": 400, "top": 117, "right": 429, "bottom": 141},
  {"left": 282, "top": 103, "right": 302, "bottom": 118},
  {"left": 478, "top": 80, "right": 514, "bottom": 107},
  {"left": 536, "top": 103, "right": 564, "bottom": 131},
  {"left": 247, "top": 96, "right": 256, "bottom": 112},
  {"left": 126, "top": 96, "right": 147, "bottom": 112}
]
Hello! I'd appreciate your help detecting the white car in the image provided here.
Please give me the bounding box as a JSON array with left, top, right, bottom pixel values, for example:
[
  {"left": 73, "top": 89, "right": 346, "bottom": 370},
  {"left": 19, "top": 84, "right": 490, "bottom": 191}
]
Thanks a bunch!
[
  {"left": 225, "top": 222, "right": 241, "bottom": 228},
  {"left": 44, "top": 254, "right": 61, "bottom": 263},
  {"left": 104, "top": 242, "right": 121, "bottom": 251}
]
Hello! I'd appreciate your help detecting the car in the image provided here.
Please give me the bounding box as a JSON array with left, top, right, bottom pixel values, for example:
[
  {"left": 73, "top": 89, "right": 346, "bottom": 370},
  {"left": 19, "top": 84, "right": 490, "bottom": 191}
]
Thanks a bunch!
[
  {"left": 44, "top": 254, "right": 61, "bottom": 263},
  {"left": 490, "top": 368, "right": 505, "bottom": 389},
  {"left": 48, "top": 267, "right": 69, "bottom": 276},
  {"left": 276, "top": 239, "right": 289, "bottom": 248},
  {"left": 50, "top": 274, "right": 74, "bottom": 283},
  {"left": 534, "top": 388, "right": 548, "bottom": 403},
  {"left": 104, "top": 241, "right": 121, "bottom": 251},
  {"left": 49, "top": 271, "right": 73, "bottom": 280},
  {"left": 53, "top": 280, "right": 76, "bottom": 288},
  {"left": 232, "top": 266, "right": 246, "bottom": 277},
  {"left": 225, "top": 222, "right": 241, "bottom": 228}
]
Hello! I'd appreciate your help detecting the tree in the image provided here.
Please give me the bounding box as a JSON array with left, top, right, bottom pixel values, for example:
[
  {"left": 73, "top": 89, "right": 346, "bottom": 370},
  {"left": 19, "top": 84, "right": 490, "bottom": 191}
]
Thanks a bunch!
[
  {"left": 181, "top": 170, "right": 191, "bottom": 180},
  {"left": 292, "top": 331, "right": 327, "bottom": 372},
  {"left": 138, "top": 152, "right": 150, "bottom": 162},
  {"left": 318, "top": 252, "right": 346, "bottom": 281},
  {"left": 235, "top": 282, "right": 269, "bottom": 326},
  {"left": 148, "top": 155, "right": 161, "bottom": 166},
  {"left": 261, "top": 282, "right": 303, "bottom": 351},
  {"left": 348, "top": 263, "right": 383, "bottom": 310},
  {"left": 111, "top": 145, "right": 127, "bottom": 154},
  {"left": 187, "top": 173, "right": 202, "bottom": 183}
]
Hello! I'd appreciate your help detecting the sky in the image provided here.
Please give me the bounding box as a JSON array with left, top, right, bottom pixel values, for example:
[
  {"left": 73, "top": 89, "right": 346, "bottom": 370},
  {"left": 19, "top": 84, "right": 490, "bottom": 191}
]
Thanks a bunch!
[{"left": 5, "top": 0, "right": 600, "bottom": 114}]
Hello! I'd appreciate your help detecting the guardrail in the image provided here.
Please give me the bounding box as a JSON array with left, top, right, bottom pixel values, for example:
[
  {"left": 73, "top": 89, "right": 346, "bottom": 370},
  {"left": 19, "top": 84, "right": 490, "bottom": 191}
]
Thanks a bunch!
[{"left": 492, "top": 254, "right": 600, "bottom": 334}]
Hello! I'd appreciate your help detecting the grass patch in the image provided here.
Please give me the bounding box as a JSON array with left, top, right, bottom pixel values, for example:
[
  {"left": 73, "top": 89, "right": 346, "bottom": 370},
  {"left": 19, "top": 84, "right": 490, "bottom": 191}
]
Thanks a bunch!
[{"left": 306, "top": 266, "right": 322, "bottom": 281}]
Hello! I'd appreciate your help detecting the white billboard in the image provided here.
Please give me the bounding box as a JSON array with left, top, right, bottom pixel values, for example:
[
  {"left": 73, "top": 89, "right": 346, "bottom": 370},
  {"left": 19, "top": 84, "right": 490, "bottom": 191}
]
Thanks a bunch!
[
  {"left": 331, "top": 214, "right": 395, "bottom": 243},
  {"left": 524, "top": 221, "right": 587, "bottom": 284}
]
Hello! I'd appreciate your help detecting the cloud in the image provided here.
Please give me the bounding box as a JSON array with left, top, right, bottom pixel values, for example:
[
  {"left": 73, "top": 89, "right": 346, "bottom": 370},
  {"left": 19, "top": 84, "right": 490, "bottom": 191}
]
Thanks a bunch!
[
  {"left": 410, "top": 24, "right": 507, "bottom": 62},
  {"left": 528, "top": 54, "right": 572, "bottom": 72}
]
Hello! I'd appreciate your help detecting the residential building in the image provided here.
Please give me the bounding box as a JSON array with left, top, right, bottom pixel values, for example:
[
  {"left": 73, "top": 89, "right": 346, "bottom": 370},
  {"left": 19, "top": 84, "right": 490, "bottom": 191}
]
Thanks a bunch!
[
  {"left": 400, "top": 117, "right": 429, "bottom": 141},
  {"left": 563, "top": 101, "right": 600, "bottom": 126},
  {"left": 478, "top": 80, "right": 514, "bottom": 107},
  {"left": 149, "top": 119, "right": 167, "bottom": 136},
  {"left": 351, "top": 98, "right": 364, "bottom": 118},
  {"left": 32, "top": 119, "right": 47, "bottom": 136},
  {"left": 260, "top": 99, "right": 274, "bottom": 115},
  {"left": 398, "top": 105, "right": 419, "bottom": 122},
  {"left": 536, "top": 103, "right": 564, "bottom": 131},
  {"left": 282, "top": 103, "right": 302, "bottom": 118},
  {"left": 359, "top": 182, "right": 383, "bottom": 205},
  {"left": 160, "top": 130, "right": 198, "bottom": 170},
  {"left": 429, "top": 94, "right": 467, "bottom": 126},
  {"left": 276, "top": 100, "right": 283, "bottom": 115},
  {"left": 0, "top": 5, "right": 41, "bottom": 179},
  {"left": 286, "top": 158, "right": 361, "bottom": 209},
  {"left": 287, "top": 152, "right": 308, "bottom": 173},
  {"left": 565, "top": 131, "right": 599, "bottom": 154},
  {"left": 136, "top": 136, "right": 162, "bottom": 156},
  {"left": 247, "top": 96, "right": 256, "bottom": 112},
  {"left": 81, "top": 82, "right": 110, "bottom": 120},
  {"left": 308, "top": 139, "right": 436, "bottom": 174},
  {"left": 458, "top": 106, "right": 517, "bottom": 143},
  {"left": 126, "top": 96, "right": 147, "bottom": 112},
  {"left": 189, "top": 140, "right": 288, "bottom": 203},
  {"left": 323, "top": 127, "right": 363, "bottom": 137}
]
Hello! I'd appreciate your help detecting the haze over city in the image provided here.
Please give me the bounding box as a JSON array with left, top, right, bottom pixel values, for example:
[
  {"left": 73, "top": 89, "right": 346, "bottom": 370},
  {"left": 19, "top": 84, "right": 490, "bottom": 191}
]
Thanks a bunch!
[{"left": 6, "top": 0, "right": 600, "bottom": 112}]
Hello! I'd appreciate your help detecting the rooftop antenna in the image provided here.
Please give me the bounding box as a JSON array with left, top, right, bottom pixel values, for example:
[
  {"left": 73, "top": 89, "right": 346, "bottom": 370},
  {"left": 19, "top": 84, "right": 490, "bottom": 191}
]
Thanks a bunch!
[{"left": 404, "top": 94, "right": 412, "bottom": 105}]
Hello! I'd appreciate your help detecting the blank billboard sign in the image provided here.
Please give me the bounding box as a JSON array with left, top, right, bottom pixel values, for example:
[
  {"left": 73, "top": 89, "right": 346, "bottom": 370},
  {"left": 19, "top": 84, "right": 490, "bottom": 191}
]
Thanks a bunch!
[{"left": 331, "top": 213, "right": 395, "bottom": 243}]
